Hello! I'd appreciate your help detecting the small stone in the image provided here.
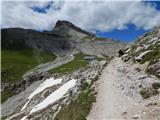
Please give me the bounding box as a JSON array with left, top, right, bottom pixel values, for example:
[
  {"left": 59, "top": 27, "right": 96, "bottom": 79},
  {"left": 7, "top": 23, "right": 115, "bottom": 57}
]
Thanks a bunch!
[
  {"left": 152, "top": 82, "right": 160, "bottom": 89},
  {"left": 122, "top": 111, "right": 127, "bottom": 115},
  {"left": 132, "top": 114, "right": 141, "bottom": 119}
]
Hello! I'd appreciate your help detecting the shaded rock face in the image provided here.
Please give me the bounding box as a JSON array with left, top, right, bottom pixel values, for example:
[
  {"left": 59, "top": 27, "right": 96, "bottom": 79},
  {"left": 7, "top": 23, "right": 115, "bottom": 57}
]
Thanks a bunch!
[
  {"left": 1, "top": 20, "right": 125, "bottom": 57},
  {"left": 54, "top": 20, "right": 94, "bottom": 37},
  {"left": 1, "top": 28, "right": 72, "bottom": 56}
]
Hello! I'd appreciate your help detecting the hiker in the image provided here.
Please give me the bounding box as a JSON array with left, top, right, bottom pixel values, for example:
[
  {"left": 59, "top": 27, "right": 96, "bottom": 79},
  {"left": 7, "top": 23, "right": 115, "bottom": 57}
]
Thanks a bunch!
[{"left": 118, "top": 49, "right": 124, "bottom": 57}]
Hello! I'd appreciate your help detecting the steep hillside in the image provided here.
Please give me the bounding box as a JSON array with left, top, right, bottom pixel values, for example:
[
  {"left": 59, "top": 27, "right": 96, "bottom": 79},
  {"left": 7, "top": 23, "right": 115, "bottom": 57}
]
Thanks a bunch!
[
  {"left": 2, "top": 52, "right": 110, "bottom": 120},
  {"left": 88, "top": 28, "right": 160, "bottom": 120},
  {"left": 1, "top": 20, "right": 125, "bottom": 120},
  {"left": 1, "top": 20, "right": 125, "bottom": 102},
  {"left": 1, "top": 49, "right": 56, "bottom": 102},
  {"left": 122, "top": 27, "right": 160, "bottom": 79}
]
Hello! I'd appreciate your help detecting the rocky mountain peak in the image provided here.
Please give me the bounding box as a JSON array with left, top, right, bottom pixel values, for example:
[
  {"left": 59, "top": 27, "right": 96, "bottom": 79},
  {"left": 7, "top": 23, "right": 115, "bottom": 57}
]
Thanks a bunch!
[
  {"left": 54, "top": 20, "right": 74, "bottom": 28},
  {"left": 53, "top": 20, "right": 95, "bottom": 37}
]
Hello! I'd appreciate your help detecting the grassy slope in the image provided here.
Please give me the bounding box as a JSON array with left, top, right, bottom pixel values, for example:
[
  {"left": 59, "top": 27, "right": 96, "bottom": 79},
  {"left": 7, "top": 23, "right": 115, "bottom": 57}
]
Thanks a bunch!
[
  {"left": 49, "top": 53, "right": 106, "bottom": 75},
  {"left": 55, "top": 88, "right": 96, "bottom": 120},
  {"left": 49, "top": 53, "right": 89, "bottom": 75},
  {"left": 1, "top": 49, "right": 56, "bottom": 83},
  {"left": 1, "top": 49, "right": 56, "bottom": 103}
]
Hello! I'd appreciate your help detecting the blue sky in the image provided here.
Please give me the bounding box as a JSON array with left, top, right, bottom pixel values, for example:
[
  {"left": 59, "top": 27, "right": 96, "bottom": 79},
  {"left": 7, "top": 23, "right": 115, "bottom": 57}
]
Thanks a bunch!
[
  {"left": 96, "top": 24, "right": 148, "bottom": 43},
  {"left": 96, "top": 1, "right": 160, "bottom": 43},
  {"left": 2, "top": 1, "right": 160, "bottom": 43}
]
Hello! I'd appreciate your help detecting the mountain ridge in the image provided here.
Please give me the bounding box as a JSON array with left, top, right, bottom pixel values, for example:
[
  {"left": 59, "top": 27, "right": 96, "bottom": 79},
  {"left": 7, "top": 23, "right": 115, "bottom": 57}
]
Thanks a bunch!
[
  {"left": 2, "top": 20, "right": 126, "bottom": 56},
  {"left": 1, "top": 22, "right": 160, "bottom": 120}
]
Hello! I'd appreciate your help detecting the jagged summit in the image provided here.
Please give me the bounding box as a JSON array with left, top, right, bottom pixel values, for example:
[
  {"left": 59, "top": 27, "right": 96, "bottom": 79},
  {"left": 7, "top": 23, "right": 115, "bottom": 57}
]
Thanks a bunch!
[
  {"left": 54, "top": 20, "right": 74, "bottom": 28},
  {"left": 53, "top": 20, "right": 95, "bottom": 37}
]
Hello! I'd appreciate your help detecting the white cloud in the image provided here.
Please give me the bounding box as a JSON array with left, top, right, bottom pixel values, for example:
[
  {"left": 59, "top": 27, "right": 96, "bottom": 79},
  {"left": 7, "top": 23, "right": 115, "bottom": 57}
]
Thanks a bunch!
[{"left": 1, "top": 0, "right": 160, "bottom": 32}]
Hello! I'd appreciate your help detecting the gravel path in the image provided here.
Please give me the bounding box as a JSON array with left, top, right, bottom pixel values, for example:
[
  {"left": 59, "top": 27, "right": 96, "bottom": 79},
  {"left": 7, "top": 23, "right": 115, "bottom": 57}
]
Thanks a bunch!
[{"left": 87, "top": 57, "right": 160, "bottom": 120}]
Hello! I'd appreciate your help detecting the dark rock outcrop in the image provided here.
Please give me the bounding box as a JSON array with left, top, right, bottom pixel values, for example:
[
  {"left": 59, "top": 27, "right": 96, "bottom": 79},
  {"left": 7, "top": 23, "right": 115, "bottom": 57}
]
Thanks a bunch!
[
  {"left": 54, "top": 20, "right": 95, "bottom": 37},
  {"left": 1, "top": 28, "right": 72, "bottom": 56}
]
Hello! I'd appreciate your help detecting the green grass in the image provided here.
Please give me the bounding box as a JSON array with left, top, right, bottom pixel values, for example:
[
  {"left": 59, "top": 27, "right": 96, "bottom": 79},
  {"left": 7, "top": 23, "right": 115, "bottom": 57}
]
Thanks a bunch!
[
  {"left": 83, "top": 36, "right": 93, "bottom": 40},
  {"left": 82, "top": 36, "right": 104, "bottom": 41},
  {"left": 1, "top": 49, "right": 56, "bottom": 103},
  {"left": 96, "top": 56, "right": 105, "bottom": 61},
  {"left": 140, "top": 88, "right": 159, "bottom": 99},
  {"left": 55, "top": 88, "right": 96, "bottom": 120},
  {"left": 140, "top": 47, "right": 160, "bottom": 64},
  {"left": 36, "top": 50, "right": 56, "bottom": 64},
  {"left": 1, "top": 90, "right": 14, "bottom": 103},
  {"left": 94, "top": 37, "right": 104, "bottom": 40},
  {"left": 49, "top": 53, "right": 89, "bottom": 75},
  {"left": 1, "top": 49, "right": 56, "bottom": 83},
  {"left": 144, "top": 44, "right": 160, "bottom": 79},
  {"left": 49, "top": 53, "right": 108, "bottom": 75}
]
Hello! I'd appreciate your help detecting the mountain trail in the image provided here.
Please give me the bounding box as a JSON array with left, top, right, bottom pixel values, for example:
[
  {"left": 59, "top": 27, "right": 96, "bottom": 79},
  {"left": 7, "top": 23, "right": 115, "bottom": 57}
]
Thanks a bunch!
[{"left": 87, "top": 57, "right": 160, "bottom": 120}]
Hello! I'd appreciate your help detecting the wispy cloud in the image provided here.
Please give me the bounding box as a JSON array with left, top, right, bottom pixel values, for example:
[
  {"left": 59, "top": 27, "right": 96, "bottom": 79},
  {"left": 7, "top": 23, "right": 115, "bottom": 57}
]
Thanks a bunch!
[{"left": 1, "top": 0, "right": 160, "bottom": 32}]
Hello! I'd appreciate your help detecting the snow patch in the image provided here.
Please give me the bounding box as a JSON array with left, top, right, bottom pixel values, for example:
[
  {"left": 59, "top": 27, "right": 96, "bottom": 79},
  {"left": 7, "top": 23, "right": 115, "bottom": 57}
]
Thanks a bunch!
[
  {"left": 20, "top": 116, "right": 28, "bottom": 120},
  {"left": 21, "top": 78, "right": 62, "bottom": 111},
  {"left": 126, "top": 48, "right": 131, "bottom": 53},
  {"left": 29, "top": 79, "right": 77, "bottom": 114}
]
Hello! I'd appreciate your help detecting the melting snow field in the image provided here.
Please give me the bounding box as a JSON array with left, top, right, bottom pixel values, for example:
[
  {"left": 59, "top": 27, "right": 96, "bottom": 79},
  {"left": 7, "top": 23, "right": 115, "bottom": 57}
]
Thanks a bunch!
[
  {"left": 29, "top": 79, "right": 77, "bottom": 114},
  {"left": 21, "top": 78, "right": 62, "bottom": 111}
]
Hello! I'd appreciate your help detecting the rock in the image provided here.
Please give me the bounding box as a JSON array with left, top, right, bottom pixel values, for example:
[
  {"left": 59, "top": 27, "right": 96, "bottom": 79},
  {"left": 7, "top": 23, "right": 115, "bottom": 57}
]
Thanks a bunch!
[
  {"left": 152, "top": 82, "right": 160, "bottom": 89},
  {"left": 122, "top": 111, "right": 127, "bottom": 115},
  {"left": 132, "top": 114, "right": 141, "bottom": 119},
  {"left": 146, "top": 102, "right": 157, "bottom": 107},
  {"left": 140, "top": 87, "right": 159, "bottom": 99}
]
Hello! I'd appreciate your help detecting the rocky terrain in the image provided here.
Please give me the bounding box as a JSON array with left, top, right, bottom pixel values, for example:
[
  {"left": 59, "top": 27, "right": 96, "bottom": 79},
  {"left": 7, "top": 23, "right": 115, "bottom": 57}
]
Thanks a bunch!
[
  {"left": 1, "top": 20, "right": 123, "bottom": 119},
  {"left": 122, "top": 26, "right": 160, "bottom": 79},
  {"left": 88, "top": 27, "right": 160, "bottom": 120},
  {"left": 1, "top": 20, "right": 159, "bottom": 120},
  {"left": 121, "top": 26, "right": 160, "bottom": 99},
  {"left": 1, "top": 20, "right": 125, "bottom": 104},
  {"left": 2, "top": 59, "right": 108, "bottom": 120},
  {"left": 88, "top": 57, "right": 160, "bottom": 120}
]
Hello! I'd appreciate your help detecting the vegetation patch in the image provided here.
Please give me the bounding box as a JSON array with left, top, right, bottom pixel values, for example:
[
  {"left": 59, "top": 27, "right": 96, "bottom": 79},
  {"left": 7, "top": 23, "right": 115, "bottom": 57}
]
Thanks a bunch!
[
  {"left": 140, "top": 47, "right": 160, "bottom": 64},
  {"left": 145, "top": 44, "right": 160, "bottom": 78},
  {"left": 55, "top": 87, "right": 96, "bottom": 120},
  {"left": 94, "top": 37, "right": 105, "bottom": 40},
  {"left": 1, "top": 49, "right": 56, "bottom": 83},
  {"left": 1, "top": 90, "right": 14, "bottom": 103},
  {"left": 140, "top": 89, "right": 150, "bottom": 99},
  {"left": 146, "top": 67, "right": 160, "bottom": 79},
  {"left": 140, "top": 88, "right": 159, "bottom": 99},
  {"left": 1, "top": 49, "right": 56, "bottom": 103},
  {"left": 49, "top": 53, "right": 89, "bottom": 75}
]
